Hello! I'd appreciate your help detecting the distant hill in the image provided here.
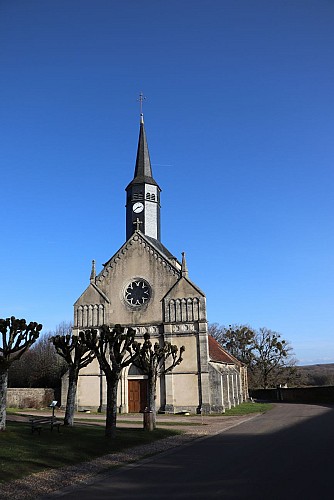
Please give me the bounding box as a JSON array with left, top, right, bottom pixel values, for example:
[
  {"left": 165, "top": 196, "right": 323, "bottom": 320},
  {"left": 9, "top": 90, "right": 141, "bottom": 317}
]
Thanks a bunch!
[{"left": 296, "top": 363, "right": 334, "bottom": 386}]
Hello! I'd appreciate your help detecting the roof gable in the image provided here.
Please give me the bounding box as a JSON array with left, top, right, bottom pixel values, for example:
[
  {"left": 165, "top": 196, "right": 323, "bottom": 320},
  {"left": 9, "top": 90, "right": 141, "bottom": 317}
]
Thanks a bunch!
[
  {"left": 163, "top": 275, "right": 205, "bottom": 301},
  {"left": 74, "top": 282, "right": 110, "bottom": 306},
  {"left": 96, "top": 231, "right": 180, "bottom": 285}
]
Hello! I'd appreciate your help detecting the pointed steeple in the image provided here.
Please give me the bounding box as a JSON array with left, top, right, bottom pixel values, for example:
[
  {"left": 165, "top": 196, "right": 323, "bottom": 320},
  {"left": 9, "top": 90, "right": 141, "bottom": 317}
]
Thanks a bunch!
[
  {"left": 181, "top": 252, "right": 189, "bottom": 278},
  {"left": 90, "top": 259, "right": 96, "bottom": 283},
  {"left": 128, "top": 114, "right": 158, "bottom": 187}
]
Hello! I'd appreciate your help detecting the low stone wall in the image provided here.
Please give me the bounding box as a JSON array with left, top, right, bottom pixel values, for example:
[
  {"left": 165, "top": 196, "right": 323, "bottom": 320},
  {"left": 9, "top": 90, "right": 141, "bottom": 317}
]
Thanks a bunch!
[
  {"left": 250, "top": 386, "right": 334, "bottom": 404},
  {"left": 7, "top": 388, "right": 55, "bottom": 409}
]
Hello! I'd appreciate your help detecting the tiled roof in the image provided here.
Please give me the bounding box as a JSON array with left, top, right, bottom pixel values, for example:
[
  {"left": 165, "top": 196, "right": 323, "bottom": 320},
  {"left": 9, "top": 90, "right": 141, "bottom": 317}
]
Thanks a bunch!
[{"left": 208, "top": 335, "right": 242, "bottom": 366}]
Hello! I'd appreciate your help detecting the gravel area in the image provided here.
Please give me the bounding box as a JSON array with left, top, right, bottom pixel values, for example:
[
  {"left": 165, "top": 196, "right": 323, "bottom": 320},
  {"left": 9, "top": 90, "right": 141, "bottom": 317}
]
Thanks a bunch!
[{"left": 0, "top": 414, "right": 257, "bottom": 499}]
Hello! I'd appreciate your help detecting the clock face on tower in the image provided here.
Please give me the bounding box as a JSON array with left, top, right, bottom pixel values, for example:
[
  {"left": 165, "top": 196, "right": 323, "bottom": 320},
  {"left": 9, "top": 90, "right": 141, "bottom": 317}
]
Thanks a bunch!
[
  {"left": 125, "top": 279, "right": 151, "bottom": 307},
  {"left": 133, "top": 202, "right": 144, "bottom": 213}
]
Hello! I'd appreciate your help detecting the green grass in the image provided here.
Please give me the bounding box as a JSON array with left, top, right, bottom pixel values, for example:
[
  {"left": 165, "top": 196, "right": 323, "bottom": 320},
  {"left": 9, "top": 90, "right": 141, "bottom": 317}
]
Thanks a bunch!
[
  {"left": 0, "top": 421, "right": 181, "bottom": 484},
  {"left": 220, "top": 402, "right": 273, "bottom": 416}
]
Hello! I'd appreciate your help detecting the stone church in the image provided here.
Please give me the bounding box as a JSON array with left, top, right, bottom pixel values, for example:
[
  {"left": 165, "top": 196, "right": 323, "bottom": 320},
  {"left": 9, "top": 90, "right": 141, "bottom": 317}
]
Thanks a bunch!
[{"left": 62, "top": 112, "right": 248, "bottom": 413}]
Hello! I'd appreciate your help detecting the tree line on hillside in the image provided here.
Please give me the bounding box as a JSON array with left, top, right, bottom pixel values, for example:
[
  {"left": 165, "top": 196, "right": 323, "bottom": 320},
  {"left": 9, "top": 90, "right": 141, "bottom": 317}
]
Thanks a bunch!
[{"left": 296, "top": 364, "right": 334, "bottom": 387}]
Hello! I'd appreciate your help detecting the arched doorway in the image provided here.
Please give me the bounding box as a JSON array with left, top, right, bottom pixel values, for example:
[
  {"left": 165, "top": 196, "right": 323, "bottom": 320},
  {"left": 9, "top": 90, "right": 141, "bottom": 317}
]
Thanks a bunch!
[{"left": 128, "top": 364, "right": 148, "bottom": 413}]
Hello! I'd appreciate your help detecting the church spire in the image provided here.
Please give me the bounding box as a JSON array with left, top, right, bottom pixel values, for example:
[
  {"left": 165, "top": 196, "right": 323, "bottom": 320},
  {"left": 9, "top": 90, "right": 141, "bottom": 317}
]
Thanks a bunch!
[
  {"left": 125, "top": 100, "right": 161, "bottom": 242},
  {"left": 131, "top": 113, "right": 158, "bottom": 187}
]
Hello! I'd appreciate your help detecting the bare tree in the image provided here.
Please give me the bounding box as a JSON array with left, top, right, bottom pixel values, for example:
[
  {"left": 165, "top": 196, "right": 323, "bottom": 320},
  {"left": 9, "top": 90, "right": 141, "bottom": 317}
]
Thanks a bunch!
[
  {"left": 8, "top": 330, "right": 68, "bottom": 389},
  {"left": 7, "top": 348, "right": 35, "bottom": 388},
  {"left": 8, "top": 322, "right": 72, "bottom": 389},
  {"left": 31, "top": 332, "right": 68, "bottom": 387},
  {"left": 51, "top": 331, "right": 95, "bottom": 426},
  {"left": 133, "top": 333, "right": 185, "bottom": 430},
  {"left": 209, "top": 323, "right": 296, "bottom": 389},
  {"left": 84, "top": 325, "right": 137, "bottom": 438},
  {"left": 251, "top": 328, "right": 296, "bottom": 389},
  {"left": 0, "top": 317, "right": 42, "bottom": 431},
  {"left": 209, "top": 323, "right": 255, "bottom": 365},
  {"left": 208, "top": 323, "right": 226, "bottom": 344}
]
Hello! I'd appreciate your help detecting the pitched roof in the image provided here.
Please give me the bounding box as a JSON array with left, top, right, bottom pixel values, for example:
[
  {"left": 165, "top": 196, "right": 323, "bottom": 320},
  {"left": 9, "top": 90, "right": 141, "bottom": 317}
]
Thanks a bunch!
[
  {"left": 144, "top": 234, "right": 176, "bottom": 261},
  {"left": 208, "top": 335, "right": 243, "bottom": 366}
]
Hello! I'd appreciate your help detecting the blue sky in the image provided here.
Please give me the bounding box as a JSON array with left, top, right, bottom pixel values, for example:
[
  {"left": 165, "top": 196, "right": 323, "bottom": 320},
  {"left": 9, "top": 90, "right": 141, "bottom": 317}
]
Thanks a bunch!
[{"left": 0, "top": 0, "right": 333, "bottom": 365}]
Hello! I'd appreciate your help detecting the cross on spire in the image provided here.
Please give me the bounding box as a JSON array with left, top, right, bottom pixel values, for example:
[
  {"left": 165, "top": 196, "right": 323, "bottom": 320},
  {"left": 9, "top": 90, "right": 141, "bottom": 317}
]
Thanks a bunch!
[
  {"left": 133, "top": 217, "right": 143, "bottom": 231},
  {"left": 137, "top": 92, "right": 146, "bottom": 119}
]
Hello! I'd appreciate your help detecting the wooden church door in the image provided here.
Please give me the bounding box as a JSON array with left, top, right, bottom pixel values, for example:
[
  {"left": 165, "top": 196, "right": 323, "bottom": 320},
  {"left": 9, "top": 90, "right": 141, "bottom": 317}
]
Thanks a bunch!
[{"left": 128, "top": 380, "right": 148, "bottom": 413}]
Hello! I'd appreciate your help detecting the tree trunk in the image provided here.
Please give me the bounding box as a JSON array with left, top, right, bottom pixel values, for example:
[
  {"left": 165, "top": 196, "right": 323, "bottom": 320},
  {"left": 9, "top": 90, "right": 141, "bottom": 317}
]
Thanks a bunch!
[
  {"left": 105, "top": 374, "right": 119, "bottom": 438},
  {"left": 64, "top": 366, "right": 79, "bottom": 426},
  {"left": 147, "top": 374, "right": 157, "bottom": 430},
  {"left": 0, "top": 367, "right": 8, "bottom": 431}
]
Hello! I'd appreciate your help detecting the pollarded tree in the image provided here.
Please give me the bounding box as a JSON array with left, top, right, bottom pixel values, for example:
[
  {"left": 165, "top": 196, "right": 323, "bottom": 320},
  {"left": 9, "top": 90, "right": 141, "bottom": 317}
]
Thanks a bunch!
[
  {"left": 84, "top": 325, "right": 138, "bottom": 438},
  {"left": 0, "top": 317, "right": 42, "bottom": 431},
  {"left": 51, "top": 331, "right": 95, "bottom": 426},
  {"left": 133, "top": 333, "right": 185, "bottom": 430}
]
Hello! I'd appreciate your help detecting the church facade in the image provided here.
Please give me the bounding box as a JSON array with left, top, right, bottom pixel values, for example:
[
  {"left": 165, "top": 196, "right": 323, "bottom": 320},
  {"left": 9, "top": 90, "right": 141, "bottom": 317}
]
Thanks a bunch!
[{"left": 61, "top": 113, "right": 248, "bottom": 413}]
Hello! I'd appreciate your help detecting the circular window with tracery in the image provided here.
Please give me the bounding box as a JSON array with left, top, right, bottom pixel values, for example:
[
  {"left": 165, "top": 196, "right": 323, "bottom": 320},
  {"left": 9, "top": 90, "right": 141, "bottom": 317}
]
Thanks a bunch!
[{"left": 124, "top": 279, "right": 151, "bottom": 307}]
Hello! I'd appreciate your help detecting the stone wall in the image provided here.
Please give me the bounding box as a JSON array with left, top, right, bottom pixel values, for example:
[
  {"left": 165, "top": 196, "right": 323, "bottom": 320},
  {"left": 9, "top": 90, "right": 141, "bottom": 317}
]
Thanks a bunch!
[
  {"left": 7, "top": 388, "right": 55, "bottom": 409},
  {"left": 250, "top": 386, "right": 334, "bottom": 404}
]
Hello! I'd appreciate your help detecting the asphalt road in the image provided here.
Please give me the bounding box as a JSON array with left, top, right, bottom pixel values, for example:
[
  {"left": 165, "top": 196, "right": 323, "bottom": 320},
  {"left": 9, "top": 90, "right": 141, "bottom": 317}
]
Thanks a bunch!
[{"left": 49, "top": 403, "right": 334, "bottom": 500}]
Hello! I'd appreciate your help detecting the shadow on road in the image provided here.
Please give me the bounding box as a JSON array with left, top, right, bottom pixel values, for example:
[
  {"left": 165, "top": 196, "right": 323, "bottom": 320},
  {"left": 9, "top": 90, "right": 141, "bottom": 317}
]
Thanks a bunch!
[{"left": 54, "top": 403, "right": 333, "bottom": 500}]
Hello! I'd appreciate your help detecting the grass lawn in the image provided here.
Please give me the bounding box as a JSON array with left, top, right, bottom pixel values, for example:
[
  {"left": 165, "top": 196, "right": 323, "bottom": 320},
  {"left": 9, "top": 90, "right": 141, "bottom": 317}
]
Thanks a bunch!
[
  {"left": 219, "top": 402, "right": 273, "bottom": 416},
  {"left": 0, "top": 421, "right": 180, "bottom": 484}
]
